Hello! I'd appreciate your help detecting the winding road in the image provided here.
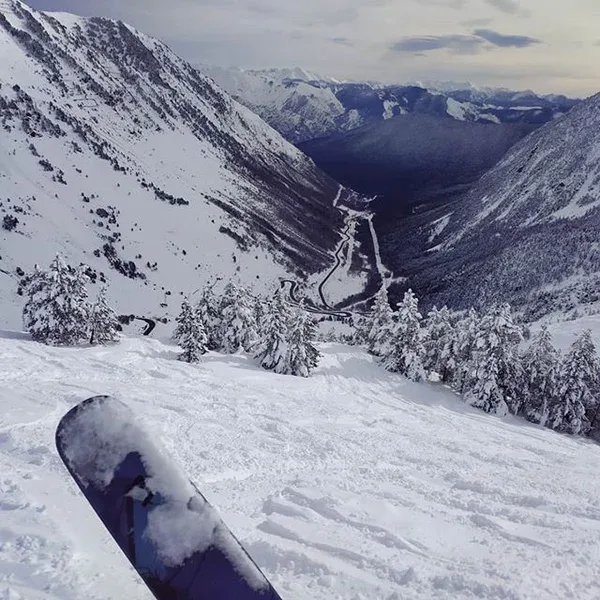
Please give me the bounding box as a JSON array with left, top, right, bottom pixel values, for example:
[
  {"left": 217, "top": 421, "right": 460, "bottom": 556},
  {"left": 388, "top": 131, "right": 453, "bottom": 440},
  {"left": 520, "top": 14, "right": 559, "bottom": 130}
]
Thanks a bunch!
[
  {"left": 280, "top": 185, "right": 377, "bottom": 320},
  {"left": 136, "top": 317, "right": 156, "bottom": 336}
]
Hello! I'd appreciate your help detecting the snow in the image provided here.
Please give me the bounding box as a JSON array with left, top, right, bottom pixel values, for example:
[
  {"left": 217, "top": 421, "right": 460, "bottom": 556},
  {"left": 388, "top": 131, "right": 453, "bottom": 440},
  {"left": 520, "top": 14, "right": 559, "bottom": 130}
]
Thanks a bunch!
[
  {"left": 2, "top": 332, "right": 600, "bottom": 599},
  {"left": 428, "top": 213, "right": 453, "bottom": 243},
  {"left": 0, "top": 1, "right": 348, "bottom": 328},
  {"left": 445, "top": 98, "right": 467, "bottom": 121}
]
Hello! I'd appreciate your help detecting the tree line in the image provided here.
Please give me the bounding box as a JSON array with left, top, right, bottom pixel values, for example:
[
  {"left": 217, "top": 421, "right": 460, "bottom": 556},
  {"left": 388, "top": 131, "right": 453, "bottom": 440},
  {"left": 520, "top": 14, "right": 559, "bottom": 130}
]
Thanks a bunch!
[
  {"left": 19, "top": 256, "right": 600, "bottom": 438},
  {"left": 356, "top": 285, "right": 600, "bottom": 439},
  {"left": 172, "top": 283, "right": 320, "bottom": 377}
]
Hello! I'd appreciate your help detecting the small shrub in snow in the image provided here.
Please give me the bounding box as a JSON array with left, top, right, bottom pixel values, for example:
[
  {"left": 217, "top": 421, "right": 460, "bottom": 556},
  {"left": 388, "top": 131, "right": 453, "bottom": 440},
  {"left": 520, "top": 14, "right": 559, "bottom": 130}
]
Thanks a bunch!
[{"left": 2, "top": 214, "right": 18, "bottom": 231}]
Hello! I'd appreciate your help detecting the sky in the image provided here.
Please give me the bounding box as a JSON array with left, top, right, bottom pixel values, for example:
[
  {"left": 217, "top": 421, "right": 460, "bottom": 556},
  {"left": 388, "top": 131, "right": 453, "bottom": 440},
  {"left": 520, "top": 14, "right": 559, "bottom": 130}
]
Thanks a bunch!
[{"left": 22, "top": 0, "right": 600, "bottom": 97}]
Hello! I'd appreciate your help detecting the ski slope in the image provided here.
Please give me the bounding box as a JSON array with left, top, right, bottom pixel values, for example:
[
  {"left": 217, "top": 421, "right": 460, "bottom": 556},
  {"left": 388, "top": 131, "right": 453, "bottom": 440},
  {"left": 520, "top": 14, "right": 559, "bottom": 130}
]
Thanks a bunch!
[{"left": 2, "top": 333, "right": 600, "bottom": 599}]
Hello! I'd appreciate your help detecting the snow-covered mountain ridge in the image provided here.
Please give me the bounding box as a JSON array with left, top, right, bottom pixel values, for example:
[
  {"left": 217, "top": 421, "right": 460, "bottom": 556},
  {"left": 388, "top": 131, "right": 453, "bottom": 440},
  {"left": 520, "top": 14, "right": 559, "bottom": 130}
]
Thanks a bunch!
[
  {"left": 203, "top": 66, "right": 579, "bottom": 144},
  {"left": 0, "top": 1, "right": 358, "bottom": 327},
  {"left": 391, "top": 91, "right": 600, "bottom": 320}
]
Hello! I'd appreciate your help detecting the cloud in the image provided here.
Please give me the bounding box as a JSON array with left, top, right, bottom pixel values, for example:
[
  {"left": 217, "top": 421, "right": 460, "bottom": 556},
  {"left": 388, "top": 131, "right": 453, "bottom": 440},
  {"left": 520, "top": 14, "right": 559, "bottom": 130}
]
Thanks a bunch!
[
  {"left": 473, "top": 28, "right": 541, "bottom": 47},
  {"left": 392, "top": 34, "right": 485, "bottom": 54},
  {"left": 392, "top": 29, "right": 540, "bottom": 54},
  {"left": 461, "top": 17, "right": 494, "bottom": 27},
  {"left": 21, "top": 0, "right": 599, "bottom": 97},
  {"left": 419, "top": 0, "right": 467, "bottom": 7},
  {"left": 483, "top": 0, "right": 531, "bottom": 17},
  {"left": 331, "top": 37, "right": 354, "bottom": 46}
]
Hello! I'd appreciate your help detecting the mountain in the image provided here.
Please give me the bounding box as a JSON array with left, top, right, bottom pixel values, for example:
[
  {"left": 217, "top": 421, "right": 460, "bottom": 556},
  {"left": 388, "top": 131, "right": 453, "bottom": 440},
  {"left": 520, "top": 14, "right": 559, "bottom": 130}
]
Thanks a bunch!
[
  {"left": 203, "top": 66, "right": 579, "bottom": 144},
  {"left": 0, "top": 1, "right": 353, "bottom": 328},
  {"left": 298, "top": 114, "right": 535, "bottom": 210},
  {"left": 380, "top": 91, "right": 600, "bottom": 321}
]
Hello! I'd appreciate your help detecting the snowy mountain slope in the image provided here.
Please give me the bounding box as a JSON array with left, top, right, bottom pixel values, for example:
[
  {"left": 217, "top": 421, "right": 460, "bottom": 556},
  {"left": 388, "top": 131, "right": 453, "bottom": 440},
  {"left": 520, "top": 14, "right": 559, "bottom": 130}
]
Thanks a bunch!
[
  {"left": 299, "top": 114, "right": 534, "bottom": 207},
  {"left": 3, "top": 333, "right": 600, "bottom": 599},
  {"left": 0, "top": 1, "right": 352, "bottom": 328},
  {"left": 202, "top": 67, "right": 578, "bottom": 144},
  {"left": 390, "top": 91, "right": 600, "bottom": 320}
]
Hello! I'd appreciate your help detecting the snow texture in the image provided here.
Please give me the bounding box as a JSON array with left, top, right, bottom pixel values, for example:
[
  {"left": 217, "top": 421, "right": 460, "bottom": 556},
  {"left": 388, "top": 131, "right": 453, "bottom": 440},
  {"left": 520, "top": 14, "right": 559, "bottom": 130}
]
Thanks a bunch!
[{"left": 3, "top": 331, "right": 600, "bottom": 599}]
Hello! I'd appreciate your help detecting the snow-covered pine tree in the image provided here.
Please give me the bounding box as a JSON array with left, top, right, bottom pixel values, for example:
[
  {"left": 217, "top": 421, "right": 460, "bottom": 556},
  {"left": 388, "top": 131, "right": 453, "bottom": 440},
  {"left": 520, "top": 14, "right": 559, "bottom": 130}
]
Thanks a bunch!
[
  {"left": 382, "top": 289, "right": 425, "bottom": 381},
  {"left": 173, "top": 298, "right": 208, "bottom": 363},
  {"left": 253, "top": 288, "right": 292, "bottom": 371},
  {"left": 549, "top": 330, "right": 599, "bottom": 435},
  {"left": 219, "top": 283, "right": 258, "bottom": 354},
  {"left": 172, "top": 298, "right": 194, "bottom": 344},
  {"left": 253, "top": 292, "right": 268, "bottom": 339},
  {"left": 521, "top": 325, "right": 560, "bottom": 425},
  {"left": 281, "top": 304, "right": 321, "bottom": 377},
  {"left": 196, "top": 286, "right": 221, "bottom": 351},
  {"left": 352, "top": 314, "right": 369, "bottom": 346},
  {"left": 365, "top": 284, "right": 395, "bottom": 356},
  {"left": 450, "top": 308, "right": 480, "bottom": 392},
  {"left": 463, "top": 304, "right": 524, "bottom": 417},
  {"left": 423, "top": 305, "right": 452, "bottom": 377},
  {"left": 89, "top": 287, "right": 120, "bottom": 345},
  {"left": 22, "top": 254, "right": 91, "bottom": 346}
]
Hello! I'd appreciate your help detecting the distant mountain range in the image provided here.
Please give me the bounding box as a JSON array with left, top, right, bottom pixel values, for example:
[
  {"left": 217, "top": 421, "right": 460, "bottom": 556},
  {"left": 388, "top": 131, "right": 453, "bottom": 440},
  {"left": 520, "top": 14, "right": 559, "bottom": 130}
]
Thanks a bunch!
[{"left": 202, "top": 66, "right": 579, "bottom": 144}]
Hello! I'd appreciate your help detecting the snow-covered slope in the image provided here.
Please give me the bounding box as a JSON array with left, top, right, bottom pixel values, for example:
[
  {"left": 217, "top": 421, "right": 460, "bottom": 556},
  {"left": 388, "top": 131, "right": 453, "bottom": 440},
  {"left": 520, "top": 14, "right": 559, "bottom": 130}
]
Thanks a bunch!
[
  {"left": 202, "top": 67, "right": 578, "bottom": 144},
  {"left": 395, "top": 91, "right": 600, "bottom": 320},
  {"left": 2, "top": 333, "right": 600, "bottom": 599},
  {"left": 0, "top": 1, "right": 350, "bottom": 327}
]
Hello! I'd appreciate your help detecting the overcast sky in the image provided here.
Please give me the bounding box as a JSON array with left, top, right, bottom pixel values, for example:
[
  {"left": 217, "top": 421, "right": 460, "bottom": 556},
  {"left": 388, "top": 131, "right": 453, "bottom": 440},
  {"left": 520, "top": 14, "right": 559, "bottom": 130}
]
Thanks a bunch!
[{"left": 23, "top": 0, "right": 600, "bottom": 96}]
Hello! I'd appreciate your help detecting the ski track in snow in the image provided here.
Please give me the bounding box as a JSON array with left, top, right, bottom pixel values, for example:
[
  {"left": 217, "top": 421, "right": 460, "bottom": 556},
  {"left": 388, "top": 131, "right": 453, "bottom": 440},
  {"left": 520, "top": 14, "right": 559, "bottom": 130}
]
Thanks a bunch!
[{"left": 2, "top": 334, "right": 600, "bottom": 599}]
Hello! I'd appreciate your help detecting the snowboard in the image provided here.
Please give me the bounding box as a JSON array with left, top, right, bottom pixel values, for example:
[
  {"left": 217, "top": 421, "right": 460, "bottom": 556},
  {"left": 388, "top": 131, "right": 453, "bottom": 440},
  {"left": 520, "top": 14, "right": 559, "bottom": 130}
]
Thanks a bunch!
[{"left": 55, "top": 395, "right": 283, "bottom": 600}]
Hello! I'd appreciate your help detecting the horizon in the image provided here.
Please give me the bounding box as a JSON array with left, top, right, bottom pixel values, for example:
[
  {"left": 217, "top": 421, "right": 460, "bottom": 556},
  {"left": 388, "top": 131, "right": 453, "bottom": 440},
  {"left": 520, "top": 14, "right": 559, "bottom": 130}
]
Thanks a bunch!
[{"left": 20, "top": 0, "right": 600, "bottom": 98}]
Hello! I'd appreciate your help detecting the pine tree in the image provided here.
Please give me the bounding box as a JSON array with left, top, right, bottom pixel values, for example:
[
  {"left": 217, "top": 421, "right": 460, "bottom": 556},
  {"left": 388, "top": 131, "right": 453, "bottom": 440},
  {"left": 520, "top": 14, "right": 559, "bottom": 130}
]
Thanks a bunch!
[
  {"left": 521, "top": 325, "right": 560, "bottom": 425},
  {"left": 463, "top": 304, "right": 524, "bottom": 417},
  {"left": 352, "top": 314, "right": 369, "bottom": 346},
  {"left": 219, "top": 283, "right": 258, "bottom": 354},
  {"left": 549, "top": 331, "right": 599, "bottom": 435},
  {"left": 196, "top": 286, "right": 221, "bottom": 351},
  {"left": 253, "top": 293, "right": 268, "bottom": 339},
  {"left": 172, "top": 298, "right": 194, "bottom": 344},
  {"left": 383, "top": 289, "right": 425, "bottom": 381},
  {"left": 173, "top": 298, "right": 208, "bottom": 363},
  {"left": 423, "top": 305, "right": 452, "bottom": 377},
  {"left": 254, "top": 288, "right": 292, "bottom": 371},
  {"left": 450, "top": 308, "right": 480, "bottom": 392},
  {"left": 22, "top": 254, "right": 91, "bottom": 346},
  {"left": 89, "top": 287, "right": 120, "bottom": 345},
  {"left": 365, "top": 284, "right": 395, "bottom": 356},
  {"left": 281, "top": 305, "right": 321, "bottom": 377}
]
